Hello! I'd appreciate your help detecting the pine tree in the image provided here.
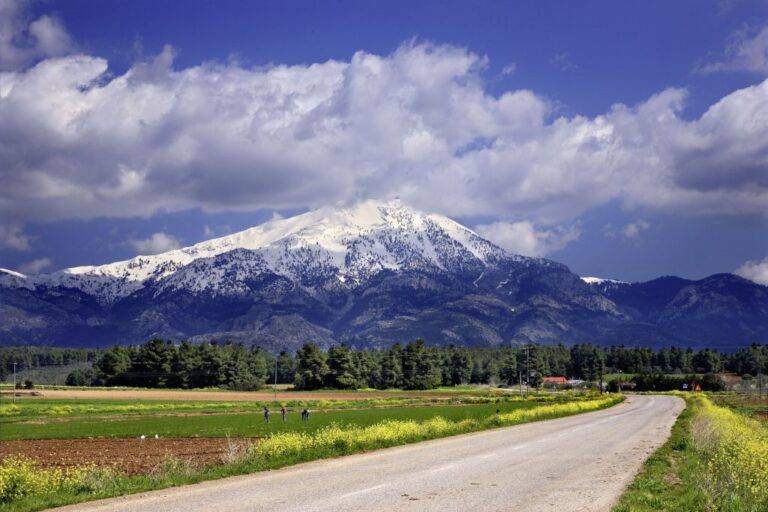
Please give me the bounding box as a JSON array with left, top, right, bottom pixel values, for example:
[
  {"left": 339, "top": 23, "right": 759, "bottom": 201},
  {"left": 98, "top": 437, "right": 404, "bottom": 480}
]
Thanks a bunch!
[
  {"left": 326, "top": 344, "right": 358, "bottom": 389},
  {"left": 379, "top": 343, "right": 404, "bottom": 388},
  {"left": 294, "top": 343, "right": 329, "bottom": 390},
  {"left": 448, "top": 347, "right": 472, "bottom": 386}
]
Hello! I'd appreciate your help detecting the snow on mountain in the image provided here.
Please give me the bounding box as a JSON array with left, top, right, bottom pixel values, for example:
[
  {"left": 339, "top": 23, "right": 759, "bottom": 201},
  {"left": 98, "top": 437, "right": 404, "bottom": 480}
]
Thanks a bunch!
[
  {"left": 0, "top": 268, "right": 34, "bottom": 290},
  {"left": 0, "top": 268, "right": 26, "bottom": 279},
  {"left": 7, "top": 200, "right": 514, "bottom": 304},
  {"left": 580, "top": 276, "right": 630, "bottom": 296},
  {"left": 581, "top": 277, "right": 627, "bottom": 285}
]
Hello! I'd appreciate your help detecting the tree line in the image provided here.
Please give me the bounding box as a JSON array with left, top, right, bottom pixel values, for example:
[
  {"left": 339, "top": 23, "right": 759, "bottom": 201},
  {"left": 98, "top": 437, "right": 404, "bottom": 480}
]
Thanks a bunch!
[
  {"left": 12, "top": 340, "right": 759, "bottom": 391},
  {"left": 0, "top": 346, "right": 98, "bottom": 383}
]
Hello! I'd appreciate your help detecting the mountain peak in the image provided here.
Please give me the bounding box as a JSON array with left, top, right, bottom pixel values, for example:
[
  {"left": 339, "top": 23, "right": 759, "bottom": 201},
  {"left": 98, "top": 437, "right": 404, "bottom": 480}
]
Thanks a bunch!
[{"left": 15, "top": 199, "right": 510, "bottom": 303}]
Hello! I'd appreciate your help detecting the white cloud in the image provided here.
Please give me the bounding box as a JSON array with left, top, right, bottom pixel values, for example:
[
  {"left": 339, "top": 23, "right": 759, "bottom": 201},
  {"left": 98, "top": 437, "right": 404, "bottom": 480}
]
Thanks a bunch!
[
  {"left": 0, "top": 223, "right": 32, "bottom": 250},
  {"left": 698, "top": 25, "right": 768, "bottom": 75},
  {"left": 501, "top": 63, "right": 517, "bottom": 76},
  {"left": 474, "top": 220, "right": 580, "bottom": 257},
  {"left": 0, "top": 0, "right": 72, "bottom": 71},
  {"left": 622, "top": 219, "right": 650, "bottom": 239},
  {"left": 735, "top": 257, "right": 768, "bottom": 285},
  {"left": 17, "top": 256, "right": 51, "bottom": 274},
  {"left": 130, "top": 232, "right": 181, "bottom": 255},
  {"left": 0, "top": 32, "right": 767, "bottom": 239}
]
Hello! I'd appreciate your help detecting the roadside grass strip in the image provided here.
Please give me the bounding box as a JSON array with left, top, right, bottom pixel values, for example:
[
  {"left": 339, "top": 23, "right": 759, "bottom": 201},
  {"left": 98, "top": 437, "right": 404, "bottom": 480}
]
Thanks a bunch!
[
  {"left": 0, "top": 394, "right": 621, "bottom": 511},
  {"left": 615, "top": 394, "right": 768, "bottom": 512}
]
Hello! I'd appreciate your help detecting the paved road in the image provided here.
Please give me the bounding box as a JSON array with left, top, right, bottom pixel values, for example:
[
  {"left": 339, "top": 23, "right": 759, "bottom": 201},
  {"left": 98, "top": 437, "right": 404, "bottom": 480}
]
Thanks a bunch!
[{"left": 51, "top": 395, "right": 684, "bottom": 512}]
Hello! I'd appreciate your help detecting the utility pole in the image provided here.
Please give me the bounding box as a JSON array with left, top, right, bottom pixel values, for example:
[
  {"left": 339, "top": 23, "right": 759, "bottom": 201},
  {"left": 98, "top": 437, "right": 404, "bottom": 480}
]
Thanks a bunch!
[
  {"left": 12, "top": 362, "right": 17, "bottom": 404},
  {"left": 526, "top": 344, "right": 530, "bottom": 397},
  {"left": 599, "top": 354, "right": 604, "bottom": 394},
  {"left": 273, "top": 357, "right": 278, "bottom": 403}
]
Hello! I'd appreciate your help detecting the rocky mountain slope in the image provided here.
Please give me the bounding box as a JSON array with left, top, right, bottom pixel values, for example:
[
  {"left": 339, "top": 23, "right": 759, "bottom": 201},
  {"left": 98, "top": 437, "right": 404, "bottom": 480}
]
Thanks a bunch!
[{"left": 1, "top": 200, "right": 766, "bottom": 351}]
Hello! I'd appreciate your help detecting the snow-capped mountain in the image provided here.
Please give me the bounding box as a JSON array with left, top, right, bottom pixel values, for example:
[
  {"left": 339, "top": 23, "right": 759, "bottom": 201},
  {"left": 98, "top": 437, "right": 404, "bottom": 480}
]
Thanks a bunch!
[
  {"left": 3, "top": 200, "right": 512, "bottom": 304},
  {"left": 1, "top": 200, "right": 767, "bottom": 350}
]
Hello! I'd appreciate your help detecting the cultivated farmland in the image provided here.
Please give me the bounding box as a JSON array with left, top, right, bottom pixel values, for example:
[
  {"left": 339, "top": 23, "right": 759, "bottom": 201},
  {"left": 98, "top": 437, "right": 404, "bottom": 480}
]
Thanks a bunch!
[{"left": 0, "top": 387, "right": 620, "bottom": 511}]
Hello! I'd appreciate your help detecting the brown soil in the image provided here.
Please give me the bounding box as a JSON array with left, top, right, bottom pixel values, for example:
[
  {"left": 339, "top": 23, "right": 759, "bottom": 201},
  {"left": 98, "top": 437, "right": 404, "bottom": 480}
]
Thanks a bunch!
[
  {"left": 0, "top": 437, "right": 254, "bottom": 475},
  {"left": 19, "top": 389, "right": 456, "bottom": 401}
]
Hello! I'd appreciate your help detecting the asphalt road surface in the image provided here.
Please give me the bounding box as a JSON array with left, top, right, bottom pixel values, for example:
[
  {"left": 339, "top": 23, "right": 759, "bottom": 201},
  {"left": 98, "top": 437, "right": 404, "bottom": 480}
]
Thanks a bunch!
[{"left": 50, "top": 395, "right": 684, "bottom": 512}]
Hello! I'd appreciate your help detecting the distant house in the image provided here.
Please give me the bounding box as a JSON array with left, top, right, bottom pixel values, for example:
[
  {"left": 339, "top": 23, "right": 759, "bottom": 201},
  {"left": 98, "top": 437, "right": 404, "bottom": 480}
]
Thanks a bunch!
[{"left": 543, "top": 376, "right": 568, "bottom": 384}]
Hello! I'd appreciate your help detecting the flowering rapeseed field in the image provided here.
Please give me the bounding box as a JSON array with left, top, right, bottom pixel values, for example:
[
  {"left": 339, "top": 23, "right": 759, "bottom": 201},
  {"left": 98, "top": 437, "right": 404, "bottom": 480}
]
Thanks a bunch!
[
  {"left": 692, "top": 396, "right": 768, "bottom": 510},
  {"left": 252, "top": 395, "right": 621, "bottom": 461},
  {"left": 0, "top": 456, "right": 114, "bottom": 504}
]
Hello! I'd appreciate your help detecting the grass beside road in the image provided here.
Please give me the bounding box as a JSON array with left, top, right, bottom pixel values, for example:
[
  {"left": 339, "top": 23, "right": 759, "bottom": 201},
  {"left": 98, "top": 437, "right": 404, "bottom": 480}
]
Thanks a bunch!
[
  {"left": 614, "top": 393, "right": 768, "bottom": 512},
  {"left": 0, "top": 393, "right": 622, "bottom": 511}
]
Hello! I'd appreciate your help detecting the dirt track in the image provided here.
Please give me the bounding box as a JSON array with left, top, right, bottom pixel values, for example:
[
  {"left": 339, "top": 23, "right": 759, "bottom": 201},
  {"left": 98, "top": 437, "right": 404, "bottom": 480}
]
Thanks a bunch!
[{"left": 27, "top": 389, "right": 453, "bottom": 401}]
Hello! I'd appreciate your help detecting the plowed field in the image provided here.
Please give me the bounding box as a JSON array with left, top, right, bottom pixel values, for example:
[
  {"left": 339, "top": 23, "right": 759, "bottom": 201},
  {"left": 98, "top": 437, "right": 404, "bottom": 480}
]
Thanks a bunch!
[{"left": 0, "top": 437, "right": 253, "bottom": 475}]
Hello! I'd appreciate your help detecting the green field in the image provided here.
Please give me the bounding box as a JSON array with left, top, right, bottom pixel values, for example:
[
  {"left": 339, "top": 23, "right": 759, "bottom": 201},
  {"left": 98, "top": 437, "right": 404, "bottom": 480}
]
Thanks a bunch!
[
  {"left": 0, "top": 396, "right": 557, "bottom": 440},
  {"left": 0, "top": 395, "right": 587, "bottom": 441}
]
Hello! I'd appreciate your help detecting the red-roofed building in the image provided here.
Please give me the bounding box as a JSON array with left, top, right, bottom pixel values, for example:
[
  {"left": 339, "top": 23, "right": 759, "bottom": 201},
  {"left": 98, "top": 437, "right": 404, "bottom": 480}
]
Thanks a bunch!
[{"left": 543, "top": 376, "right": 568, "bottom": 384}]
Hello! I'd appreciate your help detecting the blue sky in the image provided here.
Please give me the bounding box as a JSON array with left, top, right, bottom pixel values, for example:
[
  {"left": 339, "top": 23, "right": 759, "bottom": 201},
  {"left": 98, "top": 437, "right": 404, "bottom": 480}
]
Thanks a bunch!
[{"left": 1, "top": 0, "right": 767, "bottom": 283}]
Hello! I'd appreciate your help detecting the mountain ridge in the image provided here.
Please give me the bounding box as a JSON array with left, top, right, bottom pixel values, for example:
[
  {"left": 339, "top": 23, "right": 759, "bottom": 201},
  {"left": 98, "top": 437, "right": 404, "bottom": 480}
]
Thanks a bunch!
[{"left": 1, "top": 200, "right": 766, "bottom": 351}]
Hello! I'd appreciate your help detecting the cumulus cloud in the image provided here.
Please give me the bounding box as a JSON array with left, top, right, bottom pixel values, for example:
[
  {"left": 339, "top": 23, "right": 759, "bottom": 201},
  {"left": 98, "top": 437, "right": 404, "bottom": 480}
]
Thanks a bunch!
[
  {"left": 0, "top": 223, "right": 32, "bottom": 250},
  {"left": 622, "top": 219, "right": 651, "bottom": 239},
  {"left": 0, "top": 0, "right": 72, "bottom": 71},
  {"left": 0, "top": 28, "right": 767, "bottom": 243},
  {"left": 474, "top": 220, "right": 579, "bottom": 257},
  {"left": 698, "top": 25, "right": 768, "bottom": 75},
  {"left": 735, "top": 257, "right": 768, "bottom": 285},
  {"left": 17, "top": 256, "right": 51, "bottom": 274},
  {"left": 130, "top": 232, "right": 181, "bottom": 255}
]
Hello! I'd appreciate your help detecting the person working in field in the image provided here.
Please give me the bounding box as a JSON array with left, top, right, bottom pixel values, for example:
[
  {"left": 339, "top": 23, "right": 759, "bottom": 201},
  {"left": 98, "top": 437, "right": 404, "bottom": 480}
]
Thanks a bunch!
[
  {"left": 281, "top": 406, "right": 287, "bottom": 422},
  {"left": 301, "top": 408, "right": 310, "bottom": 421},
  {"left": 263, "top": 406, "right": 271, "bottom": 423}
]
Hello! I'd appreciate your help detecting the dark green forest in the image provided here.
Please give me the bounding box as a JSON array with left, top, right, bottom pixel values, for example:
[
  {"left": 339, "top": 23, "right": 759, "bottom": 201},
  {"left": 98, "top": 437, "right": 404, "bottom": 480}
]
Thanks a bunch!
[{"left": 2, "top": 341, "right": 766, "bottom": 392}]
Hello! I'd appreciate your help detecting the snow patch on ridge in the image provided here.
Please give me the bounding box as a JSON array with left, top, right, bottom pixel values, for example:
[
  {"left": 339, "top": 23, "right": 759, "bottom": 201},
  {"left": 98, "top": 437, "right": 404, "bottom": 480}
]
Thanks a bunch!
[
  {"left": 0, "top": 268, "right": 27, "bottom": 279},
  {"left": 581, "top": 276, "right": 627, "bottom": 285}
]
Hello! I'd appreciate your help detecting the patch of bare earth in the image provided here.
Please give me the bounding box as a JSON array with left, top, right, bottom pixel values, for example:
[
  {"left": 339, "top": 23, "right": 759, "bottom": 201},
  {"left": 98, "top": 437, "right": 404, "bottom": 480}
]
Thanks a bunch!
[{"left": 0, "top": 437, "right": 254, "bottom": 475}]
